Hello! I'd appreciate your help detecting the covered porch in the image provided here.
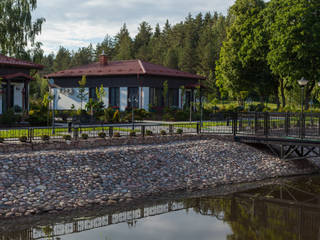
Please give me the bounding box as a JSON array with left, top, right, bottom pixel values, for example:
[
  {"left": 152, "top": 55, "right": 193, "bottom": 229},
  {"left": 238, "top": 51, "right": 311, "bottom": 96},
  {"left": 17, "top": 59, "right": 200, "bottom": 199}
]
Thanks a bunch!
[{"left": 0, "top": 73, "right": 30, "bottom": 114}]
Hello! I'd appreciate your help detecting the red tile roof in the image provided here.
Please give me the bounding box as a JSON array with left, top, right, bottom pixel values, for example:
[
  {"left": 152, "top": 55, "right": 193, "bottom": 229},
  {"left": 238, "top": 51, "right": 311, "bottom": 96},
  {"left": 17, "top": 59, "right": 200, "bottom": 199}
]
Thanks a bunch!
[
  {"left": 46, "top": 60, "right": 205, "bottom": 80},
  {"left": 0, "top": 54, "right": 43, "bottom": 69},
  {"left": 1, "top": 73, "right": 35, "bottom": 81}
]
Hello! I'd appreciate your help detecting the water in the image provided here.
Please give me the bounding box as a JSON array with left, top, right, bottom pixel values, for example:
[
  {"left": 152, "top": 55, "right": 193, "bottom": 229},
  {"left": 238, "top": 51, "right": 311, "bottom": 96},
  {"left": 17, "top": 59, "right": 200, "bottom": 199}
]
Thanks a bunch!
[{"left": 1, "top": 174, "right": 320, "bottom": 240}]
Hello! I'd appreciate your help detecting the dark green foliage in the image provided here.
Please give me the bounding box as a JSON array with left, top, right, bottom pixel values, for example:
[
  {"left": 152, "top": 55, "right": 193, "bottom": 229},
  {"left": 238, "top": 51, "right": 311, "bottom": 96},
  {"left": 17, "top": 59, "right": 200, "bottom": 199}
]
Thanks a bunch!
[
  {"left": 63, "top": 135, "right": 71, "bottom": 141},
  {"left": 41, "top": 135, "right": 50, "bottom": 141},
  {"left": 0, "top": 109, "right": 19, "bottom": 125},
  {"left": 19, "top": 136, "right": 28, "bottom": 142},
  {"left": 113, "top": 132, "right": 121, "bottom": 138},
  {"left": 160, "top": 130, "right": 167, "bottom": 136},
  {"left": 129, "top": 130, "right": 136, "bottom": 137},
  {"left": 176, "top": 128, "right": 183, "bottom": 134},
  {"left": 98, "top": 132, "right": 106, "bottom": 138},
  {"left": 0, "top": 137, "right": 4, "bottom": 143},
  {"left": 81, "top": 133, "right": 88, "bottom": 140},
  {"left": 146, "top": 130, "right": 153, "bottom": 136}
]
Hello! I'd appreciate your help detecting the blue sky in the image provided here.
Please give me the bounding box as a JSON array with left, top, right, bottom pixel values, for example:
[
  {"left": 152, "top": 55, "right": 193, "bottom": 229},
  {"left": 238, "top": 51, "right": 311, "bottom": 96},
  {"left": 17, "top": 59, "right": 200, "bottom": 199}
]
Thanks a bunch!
[{"left": 33, "top": 0, "right": 236, "bottom": 54}]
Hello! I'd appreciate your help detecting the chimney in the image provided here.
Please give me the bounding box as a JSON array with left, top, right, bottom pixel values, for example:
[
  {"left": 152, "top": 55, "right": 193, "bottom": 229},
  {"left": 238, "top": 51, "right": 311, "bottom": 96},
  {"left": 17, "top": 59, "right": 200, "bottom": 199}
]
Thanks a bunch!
[{"left": 99, "top": 51, "right": 108, "bottom": 66}]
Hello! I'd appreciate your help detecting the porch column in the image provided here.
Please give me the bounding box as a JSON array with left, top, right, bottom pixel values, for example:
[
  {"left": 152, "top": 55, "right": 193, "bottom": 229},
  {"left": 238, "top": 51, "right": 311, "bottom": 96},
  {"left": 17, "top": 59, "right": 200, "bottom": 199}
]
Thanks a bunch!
[
  {"left": 6, "top": 79, "right": 11, "bottom": 112},
  {"left": 24, "top": 81, "right": 29, "bottom": 112},
  {"left": 141, "top": 87, "right": 149, "bottom": 111}
]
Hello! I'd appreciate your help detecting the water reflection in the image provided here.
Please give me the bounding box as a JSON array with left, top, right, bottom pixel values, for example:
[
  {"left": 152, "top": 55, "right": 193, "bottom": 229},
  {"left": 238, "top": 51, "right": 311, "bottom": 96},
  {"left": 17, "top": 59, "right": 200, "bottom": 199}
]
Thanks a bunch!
[{"left": 1, "top": 175, "right": 320, "bottom": 240}]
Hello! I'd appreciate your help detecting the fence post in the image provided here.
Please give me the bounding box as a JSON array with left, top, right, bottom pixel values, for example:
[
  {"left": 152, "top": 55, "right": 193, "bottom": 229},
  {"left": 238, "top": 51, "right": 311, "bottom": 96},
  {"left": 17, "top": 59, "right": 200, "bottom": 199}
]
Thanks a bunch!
[
  {"left": 28, "top": 128, "right": 34, "bottom": 142},
  {"left": 169, "top": 125, "right": 173, "bottom": 135},
  {"left": 196, "top": 122, "right": 200, "bottom": 134},
  {"left": 285, "top": 113, "right": 289, "bottom": 136},
  {"left": 254, "top": 112, "right": 258, "bottom": 134},
  {"left": 109, "top": 126, "right": 113, "bottom": 137},
  {"left": 68, "top": 122, "right": 72, "bottom": 133},
  {"left": 232, "top": 113, "right": 237, "bottom": 138},
  {"left": 73, "top": 127, "right": 78, "bottom": 140},
  {"left": 264, "top": 112, "right": 269, "bottom": 137},
  {"left": 141, "top": 125, "right": 145, "bottom": 138},
  {"left": 318, "top": 116, "right": 320, "bottom": 136}
]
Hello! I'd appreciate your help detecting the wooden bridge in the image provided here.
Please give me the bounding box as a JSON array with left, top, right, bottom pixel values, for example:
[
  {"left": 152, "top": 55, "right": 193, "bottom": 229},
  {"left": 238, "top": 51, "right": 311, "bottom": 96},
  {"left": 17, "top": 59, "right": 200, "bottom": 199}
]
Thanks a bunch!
[{"left": 231, "top": 112, "right": 320, "bottom": 160}]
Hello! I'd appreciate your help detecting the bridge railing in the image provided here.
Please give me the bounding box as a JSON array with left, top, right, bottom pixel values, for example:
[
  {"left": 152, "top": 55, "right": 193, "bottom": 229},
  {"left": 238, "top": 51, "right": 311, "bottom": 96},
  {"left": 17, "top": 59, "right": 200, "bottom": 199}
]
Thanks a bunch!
[{"left": 235, "top": 112, "right": 320, "bottom": 139}]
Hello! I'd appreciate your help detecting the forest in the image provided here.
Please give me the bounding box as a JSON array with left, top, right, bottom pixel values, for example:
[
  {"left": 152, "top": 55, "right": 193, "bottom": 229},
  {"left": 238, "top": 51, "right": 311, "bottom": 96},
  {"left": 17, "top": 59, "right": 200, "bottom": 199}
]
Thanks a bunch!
[{"left": 1, "top": 0, "right": 320, "bottom": 113}]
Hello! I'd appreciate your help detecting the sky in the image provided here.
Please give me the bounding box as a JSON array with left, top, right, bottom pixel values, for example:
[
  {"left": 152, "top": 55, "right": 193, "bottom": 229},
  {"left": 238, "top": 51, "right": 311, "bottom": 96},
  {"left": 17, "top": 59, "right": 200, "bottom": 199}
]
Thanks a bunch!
[{"left": 33, "top": 0, "right": 236, "bottom": 55}]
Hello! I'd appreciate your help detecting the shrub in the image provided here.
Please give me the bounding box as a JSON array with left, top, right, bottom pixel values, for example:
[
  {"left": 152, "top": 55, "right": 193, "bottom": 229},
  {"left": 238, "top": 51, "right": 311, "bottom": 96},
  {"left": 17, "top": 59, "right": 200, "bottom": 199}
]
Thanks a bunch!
[
  {"left": 146, "top": 130, "right": 153, "bottom": 136},
  {"left": 19, "top": 136, "right": 28, "bottom": 142},
  {"left": 0, "top": 108, "right": 19, "bottom": 125},
  {"left": 81, "top": 133, "right": 88, "bottom": 139},
  {"left": 0, "top": 137, "right": 4, "bottom": 143},
  {"left": 41, "top": 135, "right": 50, "bottom": 141},
  {"left": 176, "top": 128, "right": 183, "bottom": 134},
  {"left": 129, "top": 130, "right": 136, "bottom": 137},
  {"left": 112, "top": 110, "right": 121, "bottom": 123},
  {"left": 160, "top": 130, "right": 167, "bottom": 135},
  {"left": 98, "top": 132, "right": 106, "bottom": 138},
  {"left": 63, "top": 135, "right": 71, "bottom": 141},
  {"left": 113, "top": 132, "right": 121, "bottom": 137}
]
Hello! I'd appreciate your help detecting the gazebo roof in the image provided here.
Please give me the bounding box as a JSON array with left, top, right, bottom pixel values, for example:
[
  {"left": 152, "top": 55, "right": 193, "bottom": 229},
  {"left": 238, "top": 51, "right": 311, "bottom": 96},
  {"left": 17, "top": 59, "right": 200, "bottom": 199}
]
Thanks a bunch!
[{"left": 0, "top": 54, "right": 43, "bottom": 69}]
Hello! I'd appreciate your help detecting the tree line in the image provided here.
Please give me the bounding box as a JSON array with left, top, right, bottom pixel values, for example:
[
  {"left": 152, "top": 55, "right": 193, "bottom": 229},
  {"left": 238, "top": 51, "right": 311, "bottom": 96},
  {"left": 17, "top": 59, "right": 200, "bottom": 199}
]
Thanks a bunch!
[{"left": 1, "top": 0, "right": 320, "bottom": 110}]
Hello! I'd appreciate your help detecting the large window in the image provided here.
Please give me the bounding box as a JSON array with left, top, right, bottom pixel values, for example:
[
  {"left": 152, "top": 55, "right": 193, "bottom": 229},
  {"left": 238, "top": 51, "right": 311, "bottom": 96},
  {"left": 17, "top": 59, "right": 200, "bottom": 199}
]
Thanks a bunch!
[
  {"left": 169, "top": 88, "right": 179, "bottom": 107},
  {"left": 109, "top": 87, "right": 120, "bottom": 107},
  {"left": 89, "top": 87, "right": 97, "bottom": 101},
  {"left": 149, "top": 88, "right": 164, "bottom": 107},
  {"left": 127, "top": 87, "right": 139, "bottom": 108}
]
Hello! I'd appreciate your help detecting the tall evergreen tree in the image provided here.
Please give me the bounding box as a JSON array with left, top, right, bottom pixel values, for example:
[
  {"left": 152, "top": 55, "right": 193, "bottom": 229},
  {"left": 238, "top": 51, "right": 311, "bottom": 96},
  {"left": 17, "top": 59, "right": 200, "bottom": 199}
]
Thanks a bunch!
[{"left": 114, "top": 24, "right": 133, "bottom": 60}]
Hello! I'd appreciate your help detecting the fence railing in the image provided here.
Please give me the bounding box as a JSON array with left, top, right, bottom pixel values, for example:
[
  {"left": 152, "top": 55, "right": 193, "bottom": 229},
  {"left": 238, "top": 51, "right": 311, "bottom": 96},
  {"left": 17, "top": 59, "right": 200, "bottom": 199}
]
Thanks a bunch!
[{"left": 1, "top": 112, "right": 319, "bottom": 142}]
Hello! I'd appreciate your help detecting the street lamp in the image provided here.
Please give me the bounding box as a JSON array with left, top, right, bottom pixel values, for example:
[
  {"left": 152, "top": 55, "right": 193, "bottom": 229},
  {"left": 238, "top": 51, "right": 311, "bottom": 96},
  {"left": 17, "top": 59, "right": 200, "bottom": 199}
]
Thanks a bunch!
[
  {"left": 297, "top": 77, "right": 309, "bottom": 138},
  {"left": 128, "top": 95, "right": 138, "bottom": 130}
]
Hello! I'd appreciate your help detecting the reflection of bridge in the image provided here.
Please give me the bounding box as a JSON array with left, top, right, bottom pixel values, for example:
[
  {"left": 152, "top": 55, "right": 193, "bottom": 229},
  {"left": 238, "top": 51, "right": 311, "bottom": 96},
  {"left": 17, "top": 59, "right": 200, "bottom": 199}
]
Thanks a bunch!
[
  {"left": 0, "top": 201, "right": 185, "bottom": 240},
  {"left": 234, "top": 112, "right": 320, "bottom": 160}
]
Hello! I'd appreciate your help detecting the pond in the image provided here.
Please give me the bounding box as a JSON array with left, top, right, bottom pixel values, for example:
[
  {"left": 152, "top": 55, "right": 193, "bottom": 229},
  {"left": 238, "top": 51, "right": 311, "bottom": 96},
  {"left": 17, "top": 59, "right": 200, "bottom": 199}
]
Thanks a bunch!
[{"left": 1, "top": 174, "right": 320, "bottom": 240}]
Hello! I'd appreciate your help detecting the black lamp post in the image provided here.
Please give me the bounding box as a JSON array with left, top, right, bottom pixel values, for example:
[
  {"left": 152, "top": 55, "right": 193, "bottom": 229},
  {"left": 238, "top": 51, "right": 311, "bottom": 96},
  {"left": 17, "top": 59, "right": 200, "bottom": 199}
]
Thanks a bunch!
[
  {"left": 297, "top": 77, "right": 308, "bottom": 138},
  {"left": 128, "top": 95, "right": 138, "bottom": 130}
]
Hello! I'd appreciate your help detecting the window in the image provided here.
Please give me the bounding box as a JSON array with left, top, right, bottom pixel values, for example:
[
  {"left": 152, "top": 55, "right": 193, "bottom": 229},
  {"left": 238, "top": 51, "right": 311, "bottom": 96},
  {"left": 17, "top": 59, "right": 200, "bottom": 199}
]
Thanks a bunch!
[
  {"left": 127, "top": 87, "right": 139, "bottom": 108},
  {"left": 169, "top": 88, "right": 179, "bottom": 107},
  {"left": 109, "top": 87, "right": 120, "bottom": 107},
  {"left": 149, "top": 88, "right": 164, "bottom": 107},
  {"left": 89, "top": 87, "right": 97, "bottom": 101}
]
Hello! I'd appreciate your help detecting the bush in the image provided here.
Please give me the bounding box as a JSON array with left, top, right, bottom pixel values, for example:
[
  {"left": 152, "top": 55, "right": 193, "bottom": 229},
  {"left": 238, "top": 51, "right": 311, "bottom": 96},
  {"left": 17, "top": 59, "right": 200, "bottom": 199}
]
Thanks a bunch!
[
  {"left": 113, "top": 132, "right": 121, "bottom": 137},
  {"left": 176, "top": 128, "right": 183, "bottom": 134},
  {"left": 103, "top": 107, "right": 116, "bottom": 123},
  {"left": 0, "top": 108, "right": 19, "bottom": 125},
  {"left": 63, "top": 135, "right": 71, "bottom": 141},
  {"left": 0, "top": 137, "right": 4, "bottom": 143},
  {"left": 112, "top": 110, "right": 121, "bottom": 123},
  {"left": 19, "top": 136, "right": 28, "bottom": 142},
  {"left": 81, "top": 133, "right": 88, "bottom": 139},
  {"left": 146, "top": 130, "right": 153, "bottom": 136},
  {"left": 98, "top": 132, "right": 106, "bottom": 138},
  {"left": 160, "top": 130, "right": 167, "bottom": 135},
  {"left": 41, "top": 135, "right": 50, "bottom": 141},
  {"left": 129, "top": 130, "right": 136, "bottom": 137}
]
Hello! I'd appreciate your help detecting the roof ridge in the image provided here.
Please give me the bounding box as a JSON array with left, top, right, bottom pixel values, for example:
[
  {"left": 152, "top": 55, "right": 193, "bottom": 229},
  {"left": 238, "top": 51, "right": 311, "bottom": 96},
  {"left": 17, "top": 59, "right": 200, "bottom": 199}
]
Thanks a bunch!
[{"left": 138, "top": 59, "right": 146, "bottom": 74}]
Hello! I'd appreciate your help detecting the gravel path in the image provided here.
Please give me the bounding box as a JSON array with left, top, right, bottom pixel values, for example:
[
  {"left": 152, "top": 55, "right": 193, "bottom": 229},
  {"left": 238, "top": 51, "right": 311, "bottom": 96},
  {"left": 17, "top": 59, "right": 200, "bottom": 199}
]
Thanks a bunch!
[{"left": 0, "top": 138, "right": 318, "bottom": 218}]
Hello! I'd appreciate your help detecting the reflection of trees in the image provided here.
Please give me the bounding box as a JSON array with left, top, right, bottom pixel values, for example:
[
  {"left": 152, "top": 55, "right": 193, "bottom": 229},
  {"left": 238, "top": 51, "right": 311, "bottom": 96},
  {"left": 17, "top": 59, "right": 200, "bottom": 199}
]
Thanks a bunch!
[{"left": 184, "top": 177, "right": 320, "bottom": 240}]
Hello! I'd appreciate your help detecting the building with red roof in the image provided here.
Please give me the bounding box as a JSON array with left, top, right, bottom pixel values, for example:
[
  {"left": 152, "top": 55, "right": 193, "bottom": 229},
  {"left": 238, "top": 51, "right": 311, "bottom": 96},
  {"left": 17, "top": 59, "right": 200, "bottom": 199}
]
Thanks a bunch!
[
  {"left": 46, "top": 54, "right": 205, "bottom": 111},
  {"left": 0, "top": 54, "right": 43, "bottom": 114}
]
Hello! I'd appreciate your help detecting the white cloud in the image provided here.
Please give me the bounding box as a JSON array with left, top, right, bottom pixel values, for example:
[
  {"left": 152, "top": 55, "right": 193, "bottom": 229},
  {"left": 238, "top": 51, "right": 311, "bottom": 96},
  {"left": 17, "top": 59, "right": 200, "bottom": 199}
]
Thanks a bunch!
[{"left": 33, "top": 0, "right": 236, "bottom": 54}]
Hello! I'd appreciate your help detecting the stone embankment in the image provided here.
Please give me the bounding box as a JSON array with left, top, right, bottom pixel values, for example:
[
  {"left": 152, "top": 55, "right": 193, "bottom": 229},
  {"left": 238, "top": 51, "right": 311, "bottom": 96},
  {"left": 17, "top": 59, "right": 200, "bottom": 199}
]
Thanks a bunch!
[{"left": 0, "top": 137, "right": 318, "bottom": 218}]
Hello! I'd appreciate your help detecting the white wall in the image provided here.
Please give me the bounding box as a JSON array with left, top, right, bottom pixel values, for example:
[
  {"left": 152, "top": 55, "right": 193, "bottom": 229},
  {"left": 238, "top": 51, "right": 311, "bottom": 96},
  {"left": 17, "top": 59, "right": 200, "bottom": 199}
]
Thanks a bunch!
[
  {"left": 141, "top": 87, "right": 149, "bottom": 111},
  {"left": 53, "top": 87, "right": 88, "bottom": 110},
  {"left": 120, "top": 87, "right": 128, "bottom": 111}
]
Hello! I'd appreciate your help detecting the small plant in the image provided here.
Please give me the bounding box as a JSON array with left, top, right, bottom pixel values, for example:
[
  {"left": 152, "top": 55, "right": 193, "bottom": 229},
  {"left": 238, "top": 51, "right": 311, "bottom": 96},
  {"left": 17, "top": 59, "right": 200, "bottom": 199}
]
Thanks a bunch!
[
  {"left": 113, "top": 132, "right": 121, "bottom": 137},
  {"left": 0, "top": 137, "right": 4, "bottom": 143},
  {"left": 98, "top": 132, "right": 106, "bottom": 138},
  {"left": 81, "top": 133, "right": 88, "bottom": 139},
  {"left": 146, "top": 130, "right": 153, "bottom": 136},
  {"left": 63, "top": 135, "right": 71, "bottom": 141},
  {"left": 19, "top": 136, "right": 28, "bottom": 142},
  {"left": 41, "top": 135, "right": 50, "bottom": 141},
  {"left": 129, "top": 130, "right": 136, "bottom": 137},
  {"left": 160, "top": 130, "right": 167, "bottom": 136},
  {"left": 176, "top": 128, "right": 183, "bottom": 134}
]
